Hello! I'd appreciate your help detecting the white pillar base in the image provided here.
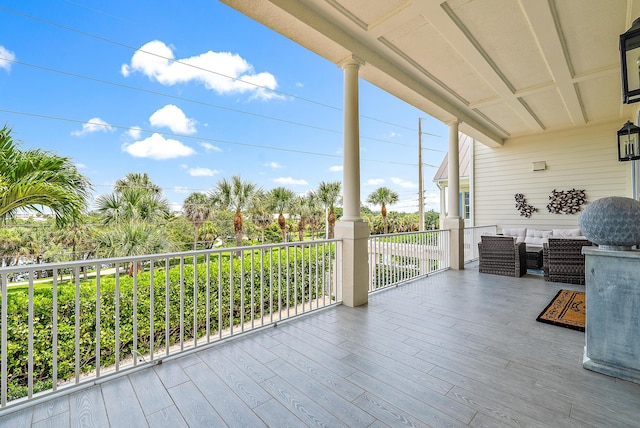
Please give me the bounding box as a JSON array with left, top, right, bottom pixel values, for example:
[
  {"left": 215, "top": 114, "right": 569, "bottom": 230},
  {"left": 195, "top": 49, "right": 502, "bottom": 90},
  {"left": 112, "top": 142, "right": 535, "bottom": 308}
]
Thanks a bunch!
[
  {"left": 335, "top": 220, "right": 370, "bottom": 307},
  {"left": 444, "top": 217, "right": 465, "bottom": 270}
]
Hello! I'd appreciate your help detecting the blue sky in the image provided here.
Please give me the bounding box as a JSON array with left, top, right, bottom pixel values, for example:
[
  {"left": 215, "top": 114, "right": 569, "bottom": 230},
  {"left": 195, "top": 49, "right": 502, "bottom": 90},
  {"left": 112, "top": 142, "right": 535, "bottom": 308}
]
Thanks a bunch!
[{"left": 0, "top": 0, "right": 448, "bottom": 213}]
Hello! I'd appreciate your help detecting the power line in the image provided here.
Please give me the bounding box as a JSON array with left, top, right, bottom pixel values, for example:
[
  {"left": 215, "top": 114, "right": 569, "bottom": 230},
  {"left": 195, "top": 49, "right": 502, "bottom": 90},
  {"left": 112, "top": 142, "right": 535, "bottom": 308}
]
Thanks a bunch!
[
  {"left": 0, "top": 5, "right": 441, "bottom": 136},
  {"left": 1, "top": 58, "right": 428, "bottom": 149},
  {"left": 0, "top": 109, "right": 425, "bottom": 167}
]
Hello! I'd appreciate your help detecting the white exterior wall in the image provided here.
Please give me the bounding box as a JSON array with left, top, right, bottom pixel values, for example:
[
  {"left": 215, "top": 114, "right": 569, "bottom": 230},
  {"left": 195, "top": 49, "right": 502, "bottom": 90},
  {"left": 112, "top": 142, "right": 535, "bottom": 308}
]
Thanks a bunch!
[{"left": 474, "top": 120, "right": 630, "bottom": 230}]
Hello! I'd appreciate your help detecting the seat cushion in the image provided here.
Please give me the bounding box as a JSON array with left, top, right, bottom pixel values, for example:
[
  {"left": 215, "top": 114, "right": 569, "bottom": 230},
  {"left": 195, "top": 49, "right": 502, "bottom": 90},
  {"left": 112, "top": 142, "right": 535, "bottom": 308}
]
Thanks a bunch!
[
  {"left": 524, "top": 229, "right": 552, "bottom": 246},
  {"left": 502, "top": 227, "right": 526, "bottom": 244},
  {"left": 552, "top": 228, "right": 582, "bottom": 238}
]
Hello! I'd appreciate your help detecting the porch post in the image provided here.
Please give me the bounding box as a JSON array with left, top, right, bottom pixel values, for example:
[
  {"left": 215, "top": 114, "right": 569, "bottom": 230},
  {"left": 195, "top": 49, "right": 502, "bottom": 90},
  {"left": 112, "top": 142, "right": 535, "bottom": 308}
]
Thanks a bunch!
[
  {"left": 335, "top": 55, "right": 369, "bottom": 307},
  {"left": 444, "top": 119, "right": 465, "bottom": 269}
]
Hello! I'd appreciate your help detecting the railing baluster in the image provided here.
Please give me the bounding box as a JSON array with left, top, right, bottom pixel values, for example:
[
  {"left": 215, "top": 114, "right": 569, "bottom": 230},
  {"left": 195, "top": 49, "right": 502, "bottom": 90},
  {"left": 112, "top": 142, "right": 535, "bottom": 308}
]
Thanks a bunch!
[
  {"left": 259, "top": 248, "right": 264, "bottom": 326},
  {"left": 74, "top": 267, "right": 80, "bottom": 384},
  {"left": 149, "top": 260, "right": 154, "bottom": 361},
  {"left": 165, "top": 258, "right": 170, "bottom": 357},
  {"left": 193, "top": 255, "right": 198, "bottom": 347},
  {"left": 294, "top": 245, "right": 298, "bottom": 316},
  {"left": 28, "top": 273, "right": 34, "bottom": 398},
  {"left": 277, "top": 246, "right": 282, "bottom": 321},
  {"left": 1, "top": 273, "right": 7, "bottom": 407},
  {"left": 250, "top": 250, "right": 255, "bottom": 329},
  {"left": 52, "top": 270, "right": 58, "bottom": 392},
  {"left": 240, "top": 250, "right": 245, "bottom": 333},
  {"left": 179, "top": 257, "right": 185, "bottom": 352},
  {"left": 206, "top": 253, "right": 211, "bottom": 343},
  {"left": 285, "top": 246, "right": 290, "bottom": 318},
  {"left": 301, "top": 244, "right": 305, "bottom": 314},
  {"left": 218, "top": 254, "right": 222, "bottom": 341},
  {"left": 229, "top": 251, "right": 234, "bottom": 337},
  {"left": 115, "top": 263, "right": 121, "bottom": 370},
  {"left": 95, "top": 265, "right": 101, "bottom": 378},
  {"left": 133, "top": 262, "right": 138, "bottom": 367},
  {"left": 269, "top": 250, "right": 273, "bottom": 324}
]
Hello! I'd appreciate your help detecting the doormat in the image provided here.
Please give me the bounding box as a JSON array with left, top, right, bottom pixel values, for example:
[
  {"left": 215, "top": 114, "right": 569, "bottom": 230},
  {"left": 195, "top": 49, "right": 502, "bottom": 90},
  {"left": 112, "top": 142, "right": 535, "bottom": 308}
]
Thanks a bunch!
[{"left": 536, "top": 289, "right": 585, "bottom": 331}]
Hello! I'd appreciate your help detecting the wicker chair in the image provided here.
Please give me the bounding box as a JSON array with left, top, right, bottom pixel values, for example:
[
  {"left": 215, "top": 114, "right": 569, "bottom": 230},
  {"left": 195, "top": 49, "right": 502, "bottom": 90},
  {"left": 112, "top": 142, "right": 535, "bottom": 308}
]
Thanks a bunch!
[
  {"left": 478, "top": 235, "right": 527, "bottom": 277},
  {"left": 543, "top": 238, "right": 594, "bottom": 285}
]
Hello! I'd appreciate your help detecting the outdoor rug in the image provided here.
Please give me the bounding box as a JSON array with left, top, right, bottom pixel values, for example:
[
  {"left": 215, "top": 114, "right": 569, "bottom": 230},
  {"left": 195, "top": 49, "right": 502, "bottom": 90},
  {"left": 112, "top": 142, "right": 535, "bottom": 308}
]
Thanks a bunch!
[{"left": 536, "top": 289, "right": 585, "bottom": 331}]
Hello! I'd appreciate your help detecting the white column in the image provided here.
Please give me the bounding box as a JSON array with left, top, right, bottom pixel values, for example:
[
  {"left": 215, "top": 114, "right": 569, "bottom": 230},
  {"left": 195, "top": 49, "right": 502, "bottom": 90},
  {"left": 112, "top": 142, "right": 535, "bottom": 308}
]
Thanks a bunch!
[
  {"left": 341, "top": 57, "right": 363, "bottom": 222},
  {"left": 335, "top": 55, "right": 369, "bottom": 307},
  {"left": 447, "top": 120, "right": 460, "bottom": 219},
  {"left": 443, "top": 119, "right": 465, "bottom": 270}
]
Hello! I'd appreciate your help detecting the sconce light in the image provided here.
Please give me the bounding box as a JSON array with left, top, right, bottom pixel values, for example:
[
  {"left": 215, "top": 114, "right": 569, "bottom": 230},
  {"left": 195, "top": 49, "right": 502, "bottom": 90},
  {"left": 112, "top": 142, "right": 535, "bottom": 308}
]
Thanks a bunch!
[
  {"left": 617, "top": 121, "right": 640, "bottom": 161},
  {"left": 620, "top": 18, "right": 640, "bottom": 103}
]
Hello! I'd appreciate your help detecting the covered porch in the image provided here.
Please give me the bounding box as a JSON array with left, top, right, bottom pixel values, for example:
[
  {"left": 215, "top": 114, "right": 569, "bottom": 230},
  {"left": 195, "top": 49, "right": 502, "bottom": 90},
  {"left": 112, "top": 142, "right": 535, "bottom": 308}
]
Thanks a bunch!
[{"left": 3, "top": 263, "right": 639, "bottom": 427}]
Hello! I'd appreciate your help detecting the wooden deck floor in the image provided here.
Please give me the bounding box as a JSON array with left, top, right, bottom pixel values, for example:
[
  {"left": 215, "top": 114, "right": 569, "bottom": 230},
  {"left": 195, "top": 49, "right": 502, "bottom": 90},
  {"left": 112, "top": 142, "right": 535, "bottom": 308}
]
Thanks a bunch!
[{"left": 2, "top": 263, "right": 640, "bottom": 427}]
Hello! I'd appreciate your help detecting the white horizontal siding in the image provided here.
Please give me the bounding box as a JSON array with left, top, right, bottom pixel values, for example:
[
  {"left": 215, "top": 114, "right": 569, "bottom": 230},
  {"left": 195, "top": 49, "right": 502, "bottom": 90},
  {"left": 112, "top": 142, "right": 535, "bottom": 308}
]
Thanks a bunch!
[{"left": 474, "top": 120, "right": 629, "bottom": 230}]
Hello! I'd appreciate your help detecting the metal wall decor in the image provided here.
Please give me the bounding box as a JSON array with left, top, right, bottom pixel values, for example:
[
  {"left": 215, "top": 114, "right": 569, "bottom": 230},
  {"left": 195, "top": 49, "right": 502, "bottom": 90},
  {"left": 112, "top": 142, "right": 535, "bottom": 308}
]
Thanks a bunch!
[
  {"left": 547, "top": 189, "right": 586, "bottom": 214},
  {"left": 514, "top": 193, "right": 536, "bottom": 218}
]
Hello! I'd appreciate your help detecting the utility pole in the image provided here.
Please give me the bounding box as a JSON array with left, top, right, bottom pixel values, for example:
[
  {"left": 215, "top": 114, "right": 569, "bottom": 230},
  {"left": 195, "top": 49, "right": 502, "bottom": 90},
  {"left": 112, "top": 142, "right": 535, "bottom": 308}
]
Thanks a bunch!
[{"left": 418, "top": 118, "right": 424, "bottom": 231}]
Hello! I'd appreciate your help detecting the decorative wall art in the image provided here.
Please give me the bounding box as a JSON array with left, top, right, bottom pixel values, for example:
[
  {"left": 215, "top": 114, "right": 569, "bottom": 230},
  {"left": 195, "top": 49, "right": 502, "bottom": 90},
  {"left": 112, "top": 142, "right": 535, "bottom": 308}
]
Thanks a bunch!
[
  {"left": 547, "top": 189, "right": 586, "bottom": 214},
  {"left": 514, "top": 193, "right": 537, "bottom": 218}
]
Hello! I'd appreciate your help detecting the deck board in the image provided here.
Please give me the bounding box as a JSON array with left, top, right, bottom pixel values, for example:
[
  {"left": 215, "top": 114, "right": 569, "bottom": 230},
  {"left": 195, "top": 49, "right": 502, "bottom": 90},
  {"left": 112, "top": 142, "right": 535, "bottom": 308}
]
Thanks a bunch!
[{"left": 3, "top": 263, "right": 640, "bottom": 427}]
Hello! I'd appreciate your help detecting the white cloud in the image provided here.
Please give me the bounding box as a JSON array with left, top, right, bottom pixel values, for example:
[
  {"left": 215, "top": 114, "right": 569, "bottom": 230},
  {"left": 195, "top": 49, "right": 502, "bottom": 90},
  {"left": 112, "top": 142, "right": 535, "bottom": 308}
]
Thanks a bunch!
[
  {"left": 71, "top": 117, "right": 115, "bottom": 136},
  {"left": 366, "top": 178, "right": 385, "bottom": 185},
  {"left": 265, "top": 161, "right": 282, "bottom": 169},
  {"left": 274, "top": 177, "right": 308, "bottom": 186},
  {"left": 295, "top": 82, "right": 303, "bottom": 88},
  {"left": 127, "top": 126, "right": 142, "bottom": 139},
  {"left": 390, "top": 177, "right": 417, "bottom": 188},
  {"left": 149, "top": 104, "right": 197, "bottom": 134},
  {"left": 75, "top": 163, "right": 87, "bottom": 169},
  {"left": 189, "top": 167, "right": 218, "bottom": 177},
  {"left": 122, "top": 133, "right": 195, "bottom": 160},
  {"left": 200, "top": 142, "right": 222, "bottom": 152},
  {"left": 329, "top": 165, "right": 343, "bottom": 172},
  {"left": 169, "top": 202, "right": 182, "bottom": 212},
  {"left": 122, "top": 40, "right": 281, "bottom": 100},
  {"left": 0, "top": 46, "right": 16, "bottom": 72},
  {"left": 173, "top": 186, "right": 189, "bottom": 193},
  {"left": 389, "top": 131, "right": 401, "bottom": 138}
]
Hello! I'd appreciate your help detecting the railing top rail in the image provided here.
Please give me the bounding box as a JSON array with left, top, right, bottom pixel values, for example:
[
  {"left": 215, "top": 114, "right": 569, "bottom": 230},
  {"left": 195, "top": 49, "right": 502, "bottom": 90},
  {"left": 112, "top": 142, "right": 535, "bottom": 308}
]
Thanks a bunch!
[
  {"left": 368, "top": 229, "right": 448, "bottom": 239},
  {"left": 0, "top": 238, "right": 341, "bottom": 274},
  {"left": 463, "top": 225, "right": 498, "bottom": 230}
]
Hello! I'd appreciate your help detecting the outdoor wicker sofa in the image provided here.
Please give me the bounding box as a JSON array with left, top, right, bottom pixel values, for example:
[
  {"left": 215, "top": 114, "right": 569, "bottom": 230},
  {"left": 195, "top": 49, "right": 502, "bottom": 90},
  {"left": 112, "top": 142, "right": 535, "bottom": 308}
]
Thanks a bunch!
[
  {"left": 543, "top": 237, "right": 594, "bottom": 285},
  {"left": 478, "top": 235, "right": 527, "bottom": 277}
]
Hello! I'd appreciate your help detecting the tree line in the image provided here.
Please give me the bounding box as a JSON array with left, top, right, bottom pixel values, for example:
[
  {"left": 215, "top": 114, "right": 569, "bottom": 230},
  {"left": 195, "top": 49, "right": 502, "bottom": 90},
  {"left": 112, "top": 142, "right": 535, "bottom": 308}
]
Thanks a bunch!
[{"left": 0, "top": 125, "right": 440, "bottom": 269}]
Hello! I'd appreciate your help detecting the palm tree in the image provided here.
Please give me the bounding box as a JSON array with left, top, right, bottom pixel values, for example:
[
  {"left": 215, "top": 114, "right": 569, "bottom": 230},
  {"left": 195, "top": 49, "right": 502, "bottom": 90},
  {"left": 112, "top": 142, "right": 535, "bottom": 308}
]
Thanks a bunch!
[
  {"left": 209, "top": 175, "right": 260, "bottom": 248},
  {"left": 0, "top": 227, "right": 21, "bottom": 267},
  {"left": 316, "top": 181, "right": 341, "bottom": 239},
  {"left": 366, "top": 187, "right": 399, "bottom": 234},
  {"left": 95, "top": 186, "right": 171, "bottom": 226},
  {"left": 248, "top": 191, "right": 273, "bottom": 244},
  {"left": 290, "top": 194, "right": 313, "bottom": 242},
  {"left": 305, "top": 191, "right": 324, "bottom": 240},
  {"left": 94, "top": 174, "right": 171, "bottom": 274},
  {"left": 268, "top": 186, "right": 295, "bottom": 242},
  {"left": 114, "top": 172, "right": 161, "bottom": 195},
  {"left": 183, "top": 192, "right": 213, "bottom": 250},
  {"left": 95, "top": 220, "right": 173, "bottom": 275},
  {"left": 0, "top": 125, "right": 91, "bottom": 226}
]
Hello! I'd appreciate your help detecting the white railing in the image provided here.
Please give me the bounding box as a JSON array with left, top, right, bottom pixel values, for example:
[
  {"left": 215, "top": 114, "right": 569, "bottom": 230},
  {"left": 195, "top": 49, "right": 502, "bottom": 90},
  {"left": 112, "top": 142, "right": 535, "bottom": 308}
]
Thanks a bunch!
[
  {"left": 0, "top": 240, "right": 340, "bottom": 409},
  {"left": 368, "top": 229, "right": 450, "bottom": 292},
  {"left": 464, "top": 225, "right": 497, "bottom": 262}
]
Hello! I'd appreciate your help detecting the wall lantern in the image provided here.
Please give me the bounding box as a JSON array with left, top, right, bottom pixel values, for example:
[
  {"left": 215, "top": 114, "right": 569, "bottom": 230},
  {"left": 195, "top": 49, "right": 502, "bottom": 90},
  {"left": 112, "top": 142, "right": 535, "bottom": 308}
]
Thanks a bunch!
[
  {"left": 620, "top": 18, "right": 640, "bottom": 103},
  {"left": 617, "top": 121, "right": 640, "bottom": 161}
]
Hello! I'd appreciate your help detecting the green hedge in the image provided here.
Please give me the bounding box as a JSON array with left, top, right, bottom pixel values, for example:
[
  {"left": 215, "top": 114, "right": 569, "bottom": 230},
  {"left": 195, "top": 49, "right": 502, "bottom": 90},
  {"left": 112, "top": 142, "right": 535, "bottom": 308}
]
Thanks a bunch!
[{"left": 2, "top": 245, "right": 335, "bottom": 400}]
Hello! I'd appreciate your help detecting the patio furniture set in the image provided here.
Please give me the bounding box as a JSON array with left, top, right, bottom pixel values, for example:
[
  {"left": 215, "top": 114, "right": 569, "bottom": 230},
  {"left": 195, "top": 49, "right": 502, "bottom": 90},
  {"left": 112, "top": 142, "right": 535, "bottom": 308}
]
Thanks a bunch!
[{"left": 478, "top": 227, "right": 594, "bottom": 284}]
